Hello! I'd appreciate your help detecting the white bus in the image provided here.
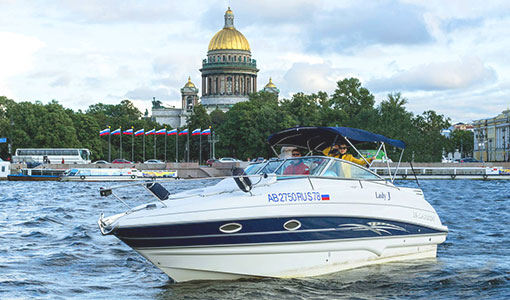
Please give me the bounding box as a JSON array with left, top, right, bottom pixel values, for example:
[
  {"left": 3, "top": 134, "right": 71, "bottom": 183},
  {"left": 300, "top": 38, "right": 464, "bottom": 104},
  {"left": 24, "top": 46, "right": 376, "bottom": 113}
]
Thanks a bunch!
[{"left": 13, "top": 148, "right": 92, "bottom": 164}]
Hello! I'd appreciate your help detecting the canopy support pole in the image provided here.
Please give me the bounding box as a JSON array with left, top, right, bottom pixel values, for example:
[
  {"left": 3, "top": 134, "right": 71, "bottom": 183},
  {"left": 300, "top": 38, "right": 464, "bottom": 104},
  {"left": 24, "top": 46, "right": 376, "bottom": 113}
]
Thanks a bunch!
[
  {"left": 391, "top": 148, "right": 405, "bottom": 183},
  {"left": 382, "top": 143, "right": 392, "bottom": 180},
  {"left": 369, "top": 142, "right": 385, "bottom": 168},
  {"left": 344, "top": 137, "right": 370, "bottom": 165}
]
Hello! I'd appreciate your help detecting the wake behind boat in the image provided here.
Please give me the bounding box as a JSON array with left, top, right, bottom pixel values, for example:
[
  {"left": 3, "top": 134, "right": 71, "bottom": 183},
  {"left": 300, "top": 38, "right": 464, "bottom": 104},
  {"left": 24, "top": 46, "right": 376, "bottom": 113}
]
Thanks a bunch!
[{"left": 97, "top": 127, "right": 448, "bottom": 282}]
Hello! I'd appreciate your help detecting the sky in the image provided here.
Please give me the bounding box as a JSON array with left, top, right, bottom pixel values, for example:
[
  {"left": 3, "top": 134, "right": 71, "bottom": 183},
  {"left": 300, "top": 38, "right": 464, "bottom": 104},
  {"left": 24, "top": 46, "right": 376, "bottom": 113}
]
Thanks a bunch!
[{"left": 1, "top": 0, "right": 509, "bottom": 123}]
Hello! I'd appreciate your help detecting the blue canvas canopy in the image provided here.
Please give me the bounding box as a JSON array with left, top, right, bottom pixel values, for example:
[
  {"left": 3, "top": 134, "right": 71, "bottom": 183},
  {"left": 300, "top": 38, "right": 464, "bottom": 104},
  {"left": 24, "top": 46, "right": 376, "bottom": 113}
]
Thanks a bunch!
[{"left": 267, "top": 127, "right": 406, "bottom": 150}]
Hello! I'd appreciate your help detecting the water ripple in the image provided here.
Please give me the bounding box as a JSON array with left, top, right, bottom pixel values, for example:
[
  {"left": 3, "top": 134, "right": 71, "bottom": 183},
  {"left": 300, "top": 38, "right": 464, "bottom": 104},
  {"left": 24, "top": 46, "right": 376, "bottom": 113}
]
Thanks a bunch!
[{"left": 0, "top": 180, "right": 509, "bottom": 299}]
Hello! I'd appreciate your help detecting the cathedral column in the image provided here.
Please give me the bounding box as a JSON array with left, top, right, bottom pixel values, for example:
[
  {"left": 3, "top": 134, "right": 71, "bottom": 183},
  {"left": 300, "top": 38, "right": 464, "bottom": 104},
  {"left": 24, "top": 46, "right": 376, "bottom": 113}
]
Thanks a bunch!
[
  {"left": 202, "top": 76, "right": 206, "bottom": 96},
  {"left": 254, "top": 76, "right": 257, "bottom": 93}
]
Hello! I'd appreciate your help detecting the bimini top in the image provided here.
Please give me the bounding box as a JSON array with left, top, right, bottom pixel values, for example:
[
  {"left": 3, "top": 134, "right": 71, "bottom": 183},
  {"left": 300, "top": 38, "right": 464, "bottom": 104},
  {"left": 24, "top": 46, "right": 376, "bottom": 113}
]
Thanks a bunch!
[{"left": 267, "top": 127, "right": 406, "bottom": 150}]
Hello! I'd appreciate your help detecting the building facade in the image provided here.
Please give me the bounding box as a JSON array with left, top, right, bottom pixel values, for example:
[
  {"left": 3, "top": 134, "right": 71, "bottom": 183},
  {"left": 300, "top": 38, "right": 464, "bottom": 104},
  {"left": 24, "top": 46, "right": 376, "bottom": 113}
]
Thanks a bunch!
[
  {"left": 199, "top": 7, "right": 259, "bottom": 112},
  {"left": 473, "top": 108, "right": 510, "bottom": 162},
  {"left": 151, "top": 7, "right": 278, "bottom": 125}
]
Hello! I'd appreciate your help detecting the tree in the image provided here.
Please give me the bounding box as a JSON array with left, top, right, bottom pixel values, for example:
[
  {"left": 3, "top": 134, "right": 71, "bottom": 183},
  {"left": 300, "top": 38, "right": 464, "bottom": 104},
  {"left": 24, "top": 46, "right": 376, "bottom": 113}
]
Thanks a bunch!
[{"left": 329, "top": 78, "right": 376, "bottom": 128}]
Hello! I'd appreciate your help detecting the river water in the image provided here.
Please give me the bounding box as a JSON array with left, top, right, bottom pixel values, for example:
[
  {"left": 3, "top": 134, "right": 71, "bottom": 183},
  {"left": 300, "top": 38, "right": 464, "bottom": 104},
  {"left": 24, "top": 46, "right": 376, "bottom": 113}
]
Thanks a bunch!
[{"left": 0, "top": 179, "right": 509, "bottom": 299}]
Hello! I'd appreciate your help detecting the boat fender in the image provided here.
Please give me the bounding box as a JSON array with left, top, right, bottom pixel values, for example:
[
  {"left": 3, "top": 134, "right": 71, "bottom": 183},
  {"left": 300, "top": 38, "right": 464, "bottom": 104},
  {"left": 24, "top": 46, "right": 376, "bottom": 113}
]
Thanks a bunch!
[
  {"left": 483, "top": 175, "right": 488, "bottom": 180},
  {"left": 80, "top": 175, "right": 85, "bottom": 180},
  {"left": 451, "top": 174, "right": 456, "bottom": 179},
  {"left": 232, "top": 167, "right": 252, "bottom": 193},
  {"left": 402, "top": 174, "right": 407, "bottom": 179},
  {"left": 131, "top": 175, "right": 136, "bottom": 179}
]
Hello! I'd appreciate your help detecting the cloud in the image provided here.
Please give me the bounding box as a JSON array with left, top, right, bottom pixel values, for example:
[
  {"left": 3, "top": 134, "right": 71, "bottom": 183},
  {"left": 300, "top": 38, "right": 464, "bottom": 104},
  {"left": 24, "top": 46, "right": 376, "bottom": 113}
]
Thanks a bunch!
[
  {"left": 303, "top": 1, "right": 432, "bottom": 53},
  {"left": 281, "top": 62, "right": 342, "bottom": 95},
  {"left": 367, "top": 57, "right": 497, "bottom": 92},
  {"left": 124, "top": 86, "right": 178, "bottom": 104},
  {"left": 50, "top": 75, "right": 71, "bottom": 87},
  {"left": 0, "top": 31, "right": 44, "bottom": 97}
]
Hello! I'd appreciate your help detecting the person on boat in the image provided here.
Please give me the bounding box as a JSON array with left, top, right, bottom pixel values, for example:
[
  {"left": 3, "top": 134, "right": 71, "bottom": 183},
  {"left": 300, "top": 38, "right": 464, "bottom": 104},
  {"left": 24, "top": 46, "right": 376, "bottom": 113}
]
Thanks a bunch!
[
  {"left": 323, "top": 143, "right": 374, "bottom": 166},
  {"left": 283, "top": 149, "right": 310, "bottom": 175}
]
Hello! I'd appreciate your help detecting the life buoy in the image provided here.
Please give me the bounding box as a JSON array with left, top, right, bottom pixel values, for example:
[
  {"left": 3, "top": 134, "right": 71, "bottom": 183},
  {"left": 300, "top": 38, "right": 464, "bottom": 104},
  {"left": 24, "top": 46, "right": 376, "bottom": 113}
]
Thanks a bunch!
[
  {"left": 131, "top": 175, "right": 136, "bottom": 179},
  {"left": 80, "top": 175, "right": 85, "bottom": 180},
  {"left": 451, "top": 174, "right": 456, "bottom": 179}
]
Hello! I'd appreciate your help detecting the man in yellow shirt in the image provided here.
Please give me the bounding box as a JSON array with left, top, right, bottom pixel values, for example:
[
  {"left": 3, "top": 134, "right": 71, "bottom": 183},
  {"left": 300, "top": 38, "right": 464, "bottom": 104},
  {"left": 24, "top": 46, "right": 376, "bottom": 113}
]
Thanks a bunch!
[{"left": 323, "top": 143, "right": 375, "bottom": 166}]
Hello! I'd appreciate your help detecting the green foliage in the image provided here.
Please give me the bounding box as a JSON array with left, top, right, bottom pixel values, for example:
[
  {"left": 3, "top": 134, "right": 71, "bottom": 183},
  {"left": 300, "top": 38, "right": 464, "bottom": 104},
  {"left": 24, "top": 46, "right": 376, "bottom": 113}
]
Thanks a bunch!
[{"left": 0, "top": 78, "right": 460, "bottom": 162}]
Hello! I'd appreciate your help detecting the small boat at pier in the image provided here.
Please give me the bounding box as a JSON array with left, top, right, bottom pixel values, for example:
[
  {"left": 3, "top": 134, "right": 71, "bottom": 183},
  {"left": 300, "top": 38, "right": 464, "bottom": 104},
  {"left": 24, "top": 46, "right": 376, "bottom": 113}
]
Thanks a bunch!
[
  {"left": 61, "top": 168, "right": 177, "bottom": 182},
  {"left": 97, "top": 127, "right": 448, "bottom": 282},
  {"left": 7, "top": 168, "right": 66, "bottom": 181}
]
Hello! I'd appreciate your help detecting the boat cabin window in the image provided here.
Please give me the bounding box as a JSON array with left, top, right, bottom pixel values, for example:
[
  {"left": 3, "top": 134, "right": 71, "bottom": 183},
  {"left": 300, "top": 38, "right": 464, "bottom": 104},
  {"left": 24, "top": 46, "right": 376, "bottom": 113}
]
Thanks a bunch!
[
  {"left": 275, "top": 157, "right": 328, "bottom": 176},
  {"left": 324, "top": 160, "right": 381, "bottom": 180}
]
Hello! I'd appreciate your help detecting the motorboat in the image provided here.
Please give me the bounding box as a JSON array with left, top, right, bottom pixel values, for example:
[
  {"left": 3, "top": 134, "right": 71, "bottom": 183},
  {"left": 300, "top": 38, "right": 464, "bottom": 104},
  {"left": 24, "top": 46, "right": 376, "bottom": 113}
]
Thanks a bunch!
[
  {"left": 7, "top": 168, "right": 66, "bottom": 181},
  {"left": 97, "top": 127, "right": 448, "bottom": 282},
  {"left": 60, "top": 168, "right": 177, "bottom": 181}
]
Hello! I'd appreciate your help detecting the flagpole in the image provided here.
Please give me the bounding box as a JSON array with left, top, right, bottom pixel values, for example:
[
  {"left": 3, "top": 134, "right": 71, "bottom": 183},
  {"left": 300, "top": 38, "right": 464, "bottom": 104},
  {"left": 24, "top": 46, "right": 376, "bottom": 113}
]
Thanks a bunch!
[
  {"left": 187, "top": 126, "right": 190, "bottom": 162},
  {"left": 199, "top": 133, "right": 202, "bottom": 165},
  {"left": 108, "top": 126, "right": 111, "bottom": 162},
  {"left": 120, "top": 126, "right": 122, "bottom": 159},
  {"left": 164, "top": 127, "right": 167, "bottom": 162},
  {"left": 131, "top": 126, "right": 134, "bottom": 162},
  {"left": 153, "top": 128, "right": 156, "bottom": 159},
  {"left": 143, "top": 133, "right": 145, "bottom": 162},
  {"left": 176, "top": 131, "right": 179, "bottom": 163}
]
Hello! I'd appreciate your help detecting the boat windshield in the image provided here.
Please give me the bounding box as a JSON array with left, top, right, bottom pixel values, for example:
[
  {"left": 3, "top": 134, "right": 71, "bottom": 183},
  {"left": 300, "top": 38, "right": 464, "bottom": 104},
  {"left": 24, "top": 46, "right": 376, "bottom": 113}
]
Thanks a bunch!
[
  {"left": 275, "top": 157, "right": 329, "bottom": 176},
  {"left": 244, "top": 163, "right": 265, "bottom": 175},
  {"left": 322, "top": 159, "right": 382, "bottom": 180},
  {"left": 273, "top": 156, "right": 383, "bottom": 180},
  {"left": 258, "top": 159, "right": 285, "bottom": 174}
]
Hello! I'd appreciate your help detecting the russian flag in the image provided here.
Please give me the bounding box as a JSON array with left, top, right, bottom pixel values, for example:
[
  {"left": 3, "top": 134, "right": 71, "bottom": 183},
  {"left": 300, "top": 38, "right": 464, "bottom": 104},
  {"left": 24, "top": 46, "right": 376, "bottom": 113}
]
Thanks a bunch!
[
  {"left": 201, "top": 128, "right": 211, "bottom": 135},
  {"left": 99, "top": 128, "right": 110, "bottom": 136},
  {"left": 321, "top": 194, "right": 330, "bottom": 201},
  {"left": 111, "top": 128, "right": 121, "bottom": 135},
  {"left": 192, "top": 128, "right": 201, "bottom": 136},
  {"left": 145, "top": 129, "right": 155, "bottom": 135},
  {"left": 179, "top": 129, "right": 188, "bottom": 136},
  {"left": 168, "top": 129, "right": 177, "bottom": 135},
  {"left": 123, "top": 128, "right": 133, "bottom": 135},
  {"left": 134, "top": 129, "right": 144, "bottom": 136},
  {"left": 156, "top": 128, "right": 167, "bottom": 135}
]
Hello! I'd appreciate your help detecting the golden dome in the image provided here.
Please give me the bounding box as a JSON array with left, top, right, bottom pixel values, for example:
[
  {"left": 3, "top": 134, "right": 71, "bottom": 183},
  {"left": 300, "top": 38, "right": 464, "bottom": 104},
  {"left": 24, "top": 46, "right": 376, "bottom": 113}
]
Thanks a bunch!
[
  {"left": 265, "top": 77, "right": 277, "bottom": 88},
  {"left": 208, "top": 28, "right": 250, "bottom": 51},
  {"left": 208, "top": 7, "right": 250, "bottom": 51},
  {"left": 184, "top": 76, "right": 196, "bottom": 88}
]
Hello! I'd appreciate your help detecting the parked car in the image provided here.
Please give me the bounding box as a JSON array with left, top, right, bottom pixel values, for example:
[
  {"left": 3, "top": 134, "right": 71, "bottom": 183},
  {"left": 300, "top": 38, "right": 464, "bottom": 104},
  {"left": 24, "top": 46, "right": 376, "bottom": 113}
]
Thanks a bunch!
[
  {"left": 112, "top": 158, "right": 132, "bottom": 164},
  {"left": 458, "top": 157, "right": 482, "bottom": 163},
  {"left": 206, "top": 158, "right": 218, "bottom": 167},
  {"left": 144, "top": 159, "right": 164, "bottom": 164},
  {"left": 250, "top": 157, "right": 265, "bottom": 163},
  {"left": 218, "top": 157, "right": 242, "bottom": 163},
  {"left": 93, "top": 160, "right": 110, "bottom": 164}
]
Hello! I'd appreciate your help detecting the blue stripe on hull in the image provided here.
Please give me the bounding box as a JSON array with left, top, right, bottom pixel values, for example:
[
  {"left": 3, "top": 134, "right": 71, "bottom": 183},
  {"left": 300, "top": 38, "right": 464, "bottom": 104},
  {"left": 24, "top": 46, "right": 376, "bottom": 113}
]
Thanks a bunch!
[{"left": 114, "top": 216, "right": 445, "bottom": 249}]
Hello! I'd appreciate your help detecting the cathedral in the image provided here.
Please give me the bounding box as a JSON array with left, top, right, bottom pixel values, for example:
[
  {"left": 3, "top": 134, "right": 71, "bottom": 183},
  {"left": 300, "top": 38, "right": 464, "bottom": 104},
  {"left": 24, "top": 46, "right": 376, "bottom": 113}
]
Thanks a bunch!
[{"left": 152, "top": 7, "right": 280, "bottom": 127}]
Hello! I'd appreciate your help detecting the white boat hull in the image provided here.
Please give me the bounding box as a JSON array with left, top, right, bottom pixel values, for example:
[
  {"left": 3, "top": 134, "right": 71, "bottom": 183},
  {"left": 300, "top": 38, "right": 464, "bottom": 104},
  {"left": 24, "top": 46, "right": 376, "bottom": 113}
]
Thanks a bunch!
[{"left": 137, "top": 233, "right": 446, "bottom": 282}]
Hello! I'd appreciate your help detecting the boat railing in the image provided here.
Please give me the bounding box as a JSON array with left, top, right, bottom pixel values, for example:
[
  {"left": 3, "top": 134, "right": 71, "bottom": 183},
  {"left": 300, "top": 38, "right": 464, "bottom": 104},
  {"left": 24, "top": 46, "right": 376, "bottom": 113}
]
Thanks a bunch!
[{"left": 98, "top": 170, "right": 403, "bottom": 211}]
